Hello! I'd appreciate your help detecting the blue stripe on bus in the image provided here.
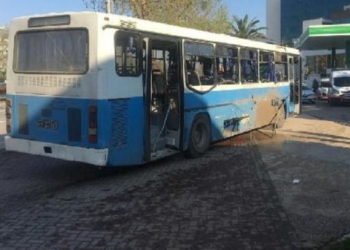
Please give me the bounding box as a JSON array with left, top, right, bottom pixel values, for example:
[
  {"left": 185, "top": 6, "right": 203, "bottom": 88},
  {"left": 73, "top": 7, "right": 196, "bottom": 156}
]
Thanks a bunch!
[{"left": 7, "top": 94, "right": 145, "bottom": 166}]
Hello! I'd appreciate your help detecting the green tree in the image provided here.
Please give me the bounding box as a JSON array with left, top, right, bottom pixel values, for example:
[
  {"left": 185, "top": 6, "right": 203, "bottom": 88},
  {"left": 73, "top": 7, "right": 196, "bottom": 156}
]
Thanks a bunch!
[
  {"left": 83, "top": 0, "right": 230, "bottom": 33},
  {"left": 0, "top": 27, "right": 8, "bottom": 83},
  {"left": 230, "top": 14, "right": 266, "bottom": 39}
]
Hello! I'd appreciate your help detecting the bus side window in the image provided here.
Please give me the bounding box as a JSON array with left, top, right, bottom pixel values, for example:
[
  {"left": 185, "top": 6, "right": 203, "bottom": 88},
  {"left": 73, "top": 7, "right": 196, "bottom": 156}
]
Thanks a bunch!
[
  {"left": 240, "top": 48, "right": 258, "bottom": 84},
  {"left": 275, "top": 53, "right": 288, "bottom": 83},
  {"left": 259, "top": 51, "right": 275, "bottom": 83},
  {"left": 216, "top": 46, "right": 239, "bottom": 84},
  {"left": 115, "top": 31, "right": 141, "bottom": 76},
  {"left": 184, "top": 42, "right": 215, "bottom": 86}
]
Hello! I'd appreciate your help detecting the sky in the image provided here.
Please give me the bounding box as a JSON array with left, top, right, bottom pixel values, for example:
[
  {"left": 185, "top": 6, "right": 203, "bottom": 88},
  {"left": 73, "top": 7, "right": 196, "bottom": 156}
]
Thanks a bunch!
[
  {"left": 0, "top": 0, "right": 266, "bottom": 26},
  {"left": 224, "top": 0, "right": 266, "bottom": 26}
]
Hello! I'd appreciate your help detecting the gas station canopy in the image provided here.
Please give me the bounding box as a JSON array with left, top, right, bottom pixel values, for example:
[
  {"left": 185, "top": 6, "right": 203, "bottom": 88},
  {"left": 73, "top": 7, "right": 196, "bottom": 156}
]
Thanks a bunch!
[{"left": 297, "top": 24, "right": 350, "bottom": 50}]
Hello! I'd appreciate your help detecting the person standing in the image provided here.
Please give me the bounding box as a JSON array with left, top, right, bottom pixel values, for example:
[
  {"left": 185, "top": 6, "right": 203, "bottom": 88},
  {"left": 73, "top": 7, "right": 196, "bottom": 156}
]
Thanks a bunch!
[{"left": 312, "top": 78, "right": 319, "bottom": 93}]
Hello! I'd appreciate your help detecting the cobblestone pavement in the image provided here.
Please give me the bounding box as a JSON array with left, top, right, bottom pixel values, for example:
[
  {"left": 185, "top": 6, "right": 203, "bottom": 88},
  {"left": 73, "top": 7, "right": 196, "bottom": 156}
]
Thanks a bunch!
[
  {"left": 255, "top": 101, "right": 350, "bottom": 249},
  {"left": 0, "top": 137, "right": 296, "bottom": 249}
]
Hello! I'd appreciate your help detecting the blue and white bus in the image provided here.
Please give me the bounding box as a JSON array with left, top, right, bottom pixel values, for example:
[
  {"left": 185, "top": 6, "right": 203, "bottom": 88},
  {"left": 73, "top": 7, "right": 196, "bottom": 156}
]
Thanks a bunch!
[{"left": 5, "top": 12, "right": 301, "bottom": 166}]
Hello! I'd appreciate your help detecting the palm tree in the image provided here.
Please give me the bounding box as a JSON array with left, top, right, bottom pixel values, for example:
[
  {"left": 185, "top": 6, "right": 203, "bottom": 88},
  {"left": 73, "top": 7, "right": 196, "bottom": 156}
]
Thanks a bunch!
[{"left": 230, "top": 14, "right": 266, "bottom": 39}]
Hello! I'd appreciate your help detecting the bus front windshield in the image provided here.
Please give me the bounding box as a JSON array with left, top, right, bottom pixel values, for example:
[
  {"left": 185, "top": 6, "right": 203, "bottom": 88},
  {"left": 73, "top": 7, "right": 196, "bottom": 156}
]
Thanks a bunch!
[
  {"left": 334, "top": 77, "right": 350, "bottom": 87},
  {"left": 14, "top": 29, "right": 88, "bottom": 74}
]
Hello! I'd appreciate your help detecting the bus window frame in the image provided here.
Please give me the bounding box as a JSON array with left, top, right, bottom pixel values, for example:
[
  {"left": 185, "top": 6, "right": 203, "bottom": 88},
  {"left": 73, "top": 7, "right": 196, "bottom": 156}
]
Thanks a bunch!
[
  {"left": 115, "top": 30, "right": 143, "bottom": 77},
  {"left": 240, "top": 47, "right": 259, "bottom": 84},
  {"left": 183, "top": 40, "right": 218, "bottom": 94},
  {"left": 13, "top": 28, "right": 90, "bottom": 75},
  {"left": 259, "top": 50, "right": 275, "bottom": 83},
  {"left": 274, "top": 52, "right": 289, "bottom": 83},
  {"left": 215, "top": 44, "right": 240, "bottom": 85}
]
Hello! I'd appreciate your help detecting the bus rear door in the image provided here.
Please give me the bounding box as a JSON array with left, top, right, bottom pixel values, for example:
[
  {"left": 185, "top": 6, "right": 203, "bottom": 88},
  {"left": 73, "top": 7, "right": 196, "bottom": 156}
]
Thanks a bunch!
[{"left": 143, "top": 35, "right": 183, "bottom": 161}]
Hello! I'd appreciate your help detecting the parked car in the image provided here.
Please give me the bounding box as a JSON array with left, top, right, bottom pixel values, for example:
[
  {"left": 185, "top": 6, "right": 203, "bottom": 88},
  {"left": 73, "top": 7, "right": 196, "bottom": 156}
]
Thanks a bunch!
[
  {"left": 302, "top": 85, "right": 316, "bottom": 104},
  {"left": 317, "top": 78, "right": 331, "bottom": 100},
  {"left": 328, "top": 69, "right": 350, "bottom": 106}
]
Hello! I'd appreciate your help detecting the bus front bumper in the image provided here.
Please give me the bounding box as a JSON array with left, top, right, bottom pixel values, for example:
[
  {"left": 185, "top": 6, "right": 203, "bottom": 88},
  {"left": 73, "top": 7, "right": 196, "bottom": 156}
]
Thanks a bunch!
[{"left": 5, "top": 136, "right": 108, "bottom": 166}]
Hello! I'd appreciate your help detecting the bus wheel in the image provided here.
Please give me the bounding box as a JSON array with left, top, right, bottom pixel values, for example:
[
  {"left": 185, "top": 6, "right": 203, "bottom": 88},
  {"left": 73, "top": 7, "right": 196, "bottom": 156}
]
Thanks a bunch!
[
  {"left": 275, "top": 106, "right": 286, "bottom": 129},
  {"left": 186, "top": 115, "right": 211, "bottom": 158}
]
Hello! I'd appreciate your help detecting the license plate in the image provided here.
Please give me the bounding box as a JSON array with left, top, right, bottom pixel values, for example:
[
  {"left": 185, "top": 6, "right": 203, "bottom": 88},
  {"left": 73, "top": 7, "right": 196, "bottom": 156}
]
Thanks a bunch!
[{"left": 37, "top": 120, "right": 58, "bottom": 130}]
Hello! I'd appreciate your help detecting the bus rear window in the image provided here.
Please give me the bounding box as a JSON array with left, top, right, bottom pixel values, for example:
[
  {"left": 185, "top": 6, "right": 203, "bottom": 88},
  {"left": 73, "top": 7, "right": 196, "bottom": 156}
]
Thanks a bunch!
[
  {"left": 14, "top": 29, "right": 88, "bottom": 74},
  {"left": 115, "top": 31, "right": 141, "bottom": 76}
]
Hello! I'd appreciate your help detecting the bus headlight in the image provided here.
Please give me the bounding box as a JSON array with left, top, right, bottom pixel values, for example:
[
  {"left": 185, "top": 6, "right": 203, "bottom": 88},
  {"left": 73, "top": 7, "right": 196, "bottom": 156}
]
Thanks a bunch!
[{"left": 5, "top": 98, "right": 12, "bottom": 133}]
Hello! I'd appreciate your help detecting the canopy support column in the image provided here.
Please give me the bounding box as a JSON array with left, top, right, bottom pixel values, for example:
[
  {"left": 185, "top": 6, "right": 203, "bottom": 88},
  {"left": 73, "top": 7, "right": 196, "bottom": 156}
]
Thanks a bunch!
[
  {"left": 331, "top": 47, "right": 337, "bottom": 69},
  {"left": 346, "top": 41, "right": 350, "bottom": 69}
]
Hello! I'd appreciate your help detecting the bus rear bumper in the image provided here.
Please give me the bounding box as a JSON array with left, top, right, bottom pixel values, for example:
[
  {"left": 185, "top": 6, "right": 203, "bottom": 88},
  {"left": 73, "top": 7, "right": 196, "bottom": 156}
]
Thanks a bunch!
[{"left": 5, "top": 136, "right": 108, "bottom": 166}]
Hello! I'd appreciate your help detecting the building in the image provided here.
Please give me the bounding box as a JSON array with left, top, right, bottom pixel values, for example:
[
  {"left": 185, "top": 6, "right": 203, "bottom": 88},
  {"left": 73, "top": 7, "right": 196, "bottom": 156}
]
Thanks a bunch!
[
  {"left": 0, "top": 27, "right": 8, "bottom": 81},
  {"left": 266, "top": 0, "right": 350, "bottom": 75},
  {"left": 266, "top": 0, "right": 281, "bottom": 45},
  {"left": 266, "top": 0, "right": 350, "bottom": 45}
]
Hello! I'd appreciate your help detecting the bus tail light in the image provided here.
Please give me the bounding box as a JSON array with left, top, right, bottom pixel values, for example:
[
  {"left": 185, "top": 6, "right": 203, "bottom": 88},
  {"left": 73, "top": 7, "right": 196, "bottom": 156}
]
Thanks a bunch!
[
  {"left": 89, "top": 105, "right": 97, "bottom": 143},
  {"left": 6, "top": 98, "right": 12, "bottom": 133}
]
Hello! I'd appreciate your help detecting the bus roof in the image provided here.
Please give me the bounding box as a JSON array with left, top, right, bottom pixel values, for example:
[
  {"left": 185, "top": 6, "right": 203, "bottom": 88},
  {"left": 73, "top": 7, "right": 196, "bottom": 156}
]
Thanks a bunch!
[{"left": 10, "top": 11, "right": 299, "bottom": 55}]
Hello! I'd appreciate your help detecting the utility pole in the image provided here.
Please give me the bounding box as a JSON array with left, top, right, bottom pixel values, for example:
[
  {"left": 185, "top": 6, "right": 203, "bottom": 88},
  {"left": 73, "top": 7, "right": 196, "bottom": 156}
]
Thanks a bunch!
[{"left": 106, "top": 0, "right": 112, "bottom": 14}]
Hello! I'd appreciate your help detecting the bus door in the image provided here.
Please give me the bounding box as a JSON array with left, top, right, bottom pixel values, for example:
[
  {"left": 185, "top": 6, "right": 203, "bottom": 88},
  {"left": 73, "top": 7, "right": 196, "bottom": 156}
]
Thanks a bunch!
[
  {"left": 288, "top": 56, "right": 301, "bottom": 114},
  {"left": 143, "top": 35, "right": 183, "bottom": 161}
]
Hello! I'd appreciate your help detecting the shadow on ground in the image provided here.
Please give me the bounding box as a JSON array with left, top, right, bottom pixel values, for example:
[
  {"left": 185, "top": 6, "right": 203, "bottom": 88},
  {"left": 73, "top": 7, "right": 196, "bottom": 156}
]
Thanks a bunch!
[
  {"left": 255, "top": 123, "right": 350, "bottom": 249},
  {"left": 0, "top": 136, "right": 296, "bottom": 250}
]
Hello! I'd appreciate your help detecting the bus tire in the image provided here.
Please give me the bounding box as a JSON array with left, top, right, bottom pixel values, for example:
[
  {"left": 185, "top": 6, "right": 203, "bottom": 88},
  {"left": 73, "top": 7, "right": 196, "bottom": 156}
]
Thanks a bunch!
[
  {"left": 276, "top": 106, "right": 286, "bottom": 129},
  {"left": 186, "top": 114, "right": 211, "bottom": 158}
]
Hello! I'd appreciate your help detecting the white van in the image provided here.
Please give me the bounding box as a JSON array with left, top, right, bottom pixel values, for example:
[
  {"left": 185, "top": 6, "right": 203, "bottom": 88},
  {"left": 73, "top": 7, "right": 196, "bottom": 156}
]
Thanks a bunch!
[{"left": 328, "top": 70, "right": 350, "bottom": 106}]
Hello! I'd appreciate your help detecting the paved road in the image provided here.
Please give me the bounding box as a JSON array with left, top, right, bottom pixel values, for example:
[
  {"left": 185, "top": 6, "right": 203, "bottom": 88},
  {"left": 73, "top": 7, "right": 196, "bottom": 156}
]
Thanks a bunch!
[
  {"left": 256, "top": 101, "right": 350, "bottom": 248},
  {"left": 302, "top": 100, "right": 350, "bottom": 126}
]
